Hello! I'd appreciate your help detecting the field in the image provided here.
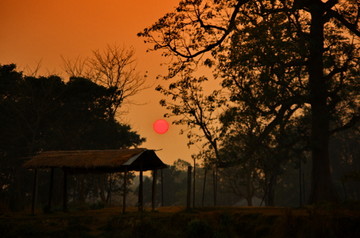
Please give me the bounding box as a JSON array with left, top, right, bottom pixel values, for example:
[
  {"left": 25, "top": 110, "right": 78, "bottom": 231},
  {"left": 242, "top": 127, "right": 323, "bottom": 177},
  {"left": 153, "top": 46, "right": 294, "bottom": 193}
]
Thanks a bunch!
[{"left": 1, "top": 206, "right": 360, "bottom": 238}]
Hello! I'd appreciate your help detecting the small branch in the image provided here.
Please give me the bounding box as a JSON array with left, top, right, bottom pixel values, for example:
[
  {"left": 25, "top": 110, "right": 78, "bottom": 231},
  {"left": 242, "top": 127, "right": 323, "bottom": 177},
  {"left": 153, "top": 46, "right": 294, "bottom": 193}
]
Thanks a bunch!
[
  {"left": 168, "top": 0, "right": 250, "bottom": 59},
  {"left": 327, "top": 9, "right": 360, "bottom": 37},
  {"left": 330, "top": 115, "right": 360, "bottom": 135}
]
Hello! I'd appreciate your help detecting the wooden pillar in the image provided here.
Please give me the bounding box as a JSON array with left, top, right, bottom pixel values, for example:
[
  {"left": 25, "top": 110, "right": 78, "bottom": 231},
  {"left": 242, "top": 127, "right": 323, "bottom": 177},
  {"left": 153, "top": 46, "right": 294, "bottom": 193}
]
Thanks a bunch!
[
  {"left": 202, "top": 168, "right": 207, "bottom": 207},
  {"left": 186, "top": 166, "right": 192, "bottom": 210},
  {"left": 48, "top": 168, "right": 54, "bottom": 212},
  {"left": 193, "top": 161, "right": 196, "bottom": 208},
  {"left": 122, "top": 170, "right": 127, "bottom": 214},
  {"left": 302, "top": 170, "right": 306, "bottom": 205},
  {"left": 138, "top": 170, "right": 143, "bottom": 212},
  {"left": 299, "top": 158, "right": 303, "bottom": 207},
  {"left": 161, "top": 169, "right": 164, "bottom": 207},
  {"left": 152, "top": 169, "right": 157, "bottom": 211},
  {"left": 107, "top": 174, "right": 112, "bottom": 206},
  {"left": 31, "top": 169, "right": 38, "bottom": 215},
  {"left": 63, "top": 168, "right": 68, "bottom": 212}
]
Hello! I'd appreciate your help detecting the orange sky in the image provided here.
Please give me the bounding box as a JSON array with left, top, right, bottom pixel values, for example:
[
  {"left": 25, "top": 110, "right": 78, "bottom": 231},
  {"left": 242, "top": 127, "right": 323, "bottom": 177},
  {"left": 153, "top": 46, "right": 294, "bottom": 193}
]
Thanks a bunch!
[{"left": 0, "top": 0, "right": 198, "bottom": 165}]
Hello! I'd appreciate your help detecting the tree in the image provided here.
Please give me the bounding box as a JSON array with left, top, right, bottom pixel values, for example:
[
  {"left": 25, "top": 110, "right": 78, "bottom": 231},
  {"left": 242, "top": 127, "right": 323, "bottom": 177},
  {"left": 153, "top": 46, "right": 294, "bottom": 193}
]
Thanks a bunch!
[
  {"left": 215, "top": 2, "right": 312, "bottom": 205},
  {"left": 53, "top": 76, "right": 145, "bottom": 150},
  {"left": 62, "top": 44, "right": 149, "bottom": 118},
  {"left": 156, "top": 74, "right": 224, "bottom": 204},
  {"left": 139, "top": 0, "right": 360, "bottom": 204},
  {"left": 156, "top": 75, "right": 222, "bottom": 158},
  {"left": 0, "top": 64, "right": 145, "bottom": 210}
]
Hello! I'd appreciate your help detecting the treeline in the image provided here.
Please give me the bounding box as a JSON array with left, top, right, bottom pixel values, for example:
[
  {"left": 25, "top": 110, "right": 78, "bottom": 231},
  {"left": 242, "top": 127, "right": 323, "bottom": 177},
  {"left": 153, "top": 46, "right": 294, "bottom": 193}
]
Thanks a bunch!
[
  {"left": 0, "top": 64, "right": 145, "bottom": 211},
  {"left": 140, "top": 145, "right": 359, "bottom": 208}
]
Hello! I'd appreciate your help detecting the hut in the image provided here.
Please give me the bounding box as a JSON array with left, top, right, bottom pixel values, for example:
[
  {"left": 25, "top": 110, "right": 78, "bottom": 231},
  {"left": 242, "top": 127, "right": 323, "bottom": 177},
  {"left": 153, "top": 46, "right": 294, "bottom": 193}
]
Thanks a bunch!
[{"left": 23, "top": 148, "right": 167, "bottom": 214}]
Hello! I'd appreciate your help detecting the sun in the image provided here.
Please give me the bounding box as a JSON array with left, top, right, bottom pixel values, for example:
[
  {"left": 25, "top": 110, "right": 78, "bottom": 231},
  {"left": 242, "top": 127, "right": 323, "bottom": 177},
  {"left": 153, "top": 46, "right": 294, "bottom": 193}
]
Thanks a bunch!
[{"left": 153, "top": 119, "right": 169, "bottom": 134}]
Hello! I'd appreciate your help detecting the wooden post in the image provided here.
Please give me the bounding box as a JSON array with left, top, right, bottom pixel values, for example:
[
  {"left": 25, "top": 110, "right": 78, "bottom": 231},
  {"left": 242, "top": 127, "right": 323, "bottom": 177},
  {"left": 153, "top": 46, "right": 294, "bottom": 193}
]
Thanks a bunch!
[
  {"left": 152, "top": 169, "right": 157, "bottom": 211},
  {"left": 107, "top": 174, "right": 112, "bottom": 206},
  {"left": 202, "top": 168, "right": 207, "bottom": 207},
  {"left": 186, "top": 166, "right": 192, "bottom": 210},
  {"left": 122, "top": 170, "right": 127, "bottom": 214},
  {"left": 161, "top": 169, "right": 164, "bottom": 207},
  {"left": 31, "top": 169, "right": 38, "bottom": 215},
  {"left": 213, "top": 168, "right": 217, "bottom": 206},
  {"left": 299, "top": 158, "right": 303, "bottom": 207},
  {"left": 63, "top": 168, "right": 68, "bottom": 212},
  {"left": 48, "top": 168, "right": 54, "bottom": 212},
  {"left": 193, "top": 160, "right": 196, "bottom": 208},
  {"left": 138, "top": 170, "right": 143, "bottom": 212},
  {"left": 302, "top": 170, "right": 306, "bottom": 204}
]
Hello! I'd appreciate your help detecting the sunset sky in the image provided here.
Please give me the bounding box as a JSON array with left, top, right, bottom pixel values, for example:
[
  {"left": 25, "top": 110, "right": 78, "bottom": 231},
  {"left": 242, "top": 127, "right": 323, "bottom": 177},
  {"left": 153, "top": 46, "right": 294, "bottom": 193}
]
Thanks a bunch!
[{"left": 0, "top": 0, "right": 198, "bottom": 165}]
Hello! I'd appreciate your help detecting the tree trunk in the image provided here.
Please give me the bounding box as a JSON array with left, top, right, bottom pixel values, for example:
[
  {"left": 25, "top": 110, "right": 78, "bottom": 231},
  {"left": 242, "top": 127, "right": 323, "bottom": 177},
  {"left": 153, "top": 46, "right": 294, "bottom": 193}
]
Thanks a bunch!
[
  {"left": 152, "top": 170, "right": 157, "bottom": 211},
  {"left": 122, "top": 170, "right": 127, "bottom": 214},
  {"left": 202, "top": 169, "right": 207, "bottom": 207},
  {"left": 106, "top": 174, "right": 112, "bottom": 205},
  {"left": 246, "top": 171, "right": 253, "bottom": 206},
  {"left": 266, "top": 175, "right": 276, "bottom": 206},
  {"left": 99, "top": 175, "right": 106, "bottom": 203},
  {"left": 213, "top": 168, "right": 217, "bottom": 206},
  {"left": 308, "top": 2, "right": 338, "bottom": 204},
  {"left": 246, "top": 196, "right": 253, "bottom": 206},
  {"left": 138, "top": 170, "right": 143, "bottom": 212}
]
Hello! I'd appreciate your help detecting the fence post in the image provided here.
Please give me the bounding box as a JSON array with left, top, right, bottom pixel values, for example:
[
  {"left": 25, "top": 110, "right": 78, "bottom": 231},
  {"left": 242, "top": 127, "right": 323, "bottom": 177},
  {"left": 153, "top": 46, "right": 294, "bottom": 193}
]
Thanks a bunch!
[
  {"left": 161, "top": 169, "right": 164, "bottom": 206},
  {"left": 186, "top": 166, "right": 192, "bottom": 210},
  {"left": 138, "top": 170, "right": 143, "bottom": 212},
  {"left": 122, "top": 170, "right": 127, "bottom": 213}
]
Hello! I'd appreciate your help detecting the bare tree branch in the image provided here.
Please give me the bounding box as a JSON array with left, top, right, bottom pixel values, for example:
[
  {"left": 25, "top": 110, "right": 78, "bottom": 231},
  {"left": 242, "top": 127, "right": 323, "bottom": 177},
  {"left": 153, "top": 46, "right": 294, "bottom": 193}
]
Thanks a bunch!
[
  {"left": 330, "top": 114, "right": 360, "bottom": 135},
  {"left": 62, "top": 44, "right": 149, "bottom": 117},
  {"left": 167, "top": 0, "right": 250, "bottom": 59}
]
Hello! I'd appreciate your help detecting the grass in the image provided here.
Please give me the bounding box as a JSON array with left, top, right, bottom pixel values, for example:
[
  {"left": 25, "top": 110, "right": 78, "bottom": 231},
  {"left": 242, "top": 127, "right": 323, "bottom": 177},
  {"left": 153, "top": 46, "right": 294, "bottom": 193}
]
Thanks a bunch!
[{"left": 1, "top": 206, "right": 359, "bottom": 237}]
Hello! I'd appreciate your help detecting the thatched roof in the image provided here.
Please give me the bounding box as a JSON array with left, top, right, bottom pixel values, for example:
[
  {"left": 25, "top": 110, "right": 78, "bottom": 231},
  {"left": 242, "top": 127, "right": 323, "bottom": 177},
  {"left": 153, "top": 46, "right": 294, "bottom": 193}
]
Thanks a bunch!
[{"left": 23, "top": 148, "right": 167, "bottom": 173}]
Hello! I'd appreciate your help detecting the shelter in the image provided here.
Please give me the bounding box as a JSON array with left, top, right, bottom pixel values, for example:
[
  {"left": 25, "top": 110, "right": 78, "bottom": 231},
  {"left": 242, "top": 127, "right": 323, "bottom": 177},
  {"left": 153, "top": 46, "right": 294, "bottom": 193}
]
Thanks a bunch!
[{"left": 24, "top": 148, "right": 167, "bottom": 214}]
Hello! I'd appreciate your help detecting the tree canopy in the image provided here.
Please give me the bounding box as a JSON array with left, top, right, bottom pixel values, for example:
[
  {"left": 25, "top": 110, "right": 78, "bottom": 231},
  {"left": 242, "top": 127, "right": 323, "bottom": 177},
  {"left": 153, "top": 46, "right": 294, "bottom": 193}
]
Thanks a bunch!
[
  {"left": 139, "top": 0, "right": 360, "bottom": 204},
  {"left": 0, "top": 64, "right": 145, "bottom": 210}
]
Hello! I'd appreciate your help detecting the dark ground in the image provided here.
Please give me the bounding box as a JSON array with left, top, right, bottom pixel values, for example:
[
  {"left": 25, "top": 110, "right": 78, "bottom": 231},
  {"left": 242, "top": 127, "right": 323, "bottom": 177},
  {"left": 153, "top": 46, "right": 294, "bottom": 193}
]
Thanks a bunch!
[{"left": 1, "top": 206, "right": 360, "bottom": 238}]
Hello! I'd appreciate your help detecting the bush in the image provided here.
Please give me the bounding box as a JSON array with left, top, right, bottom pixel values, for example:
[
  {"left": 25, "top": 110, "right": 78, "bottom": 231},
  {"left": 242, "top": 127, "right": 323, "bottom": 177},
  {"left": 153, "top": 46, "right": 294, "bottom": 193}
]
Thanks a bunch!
[{"left": 186, "top": 219, "right": 213, "bottom": 238}]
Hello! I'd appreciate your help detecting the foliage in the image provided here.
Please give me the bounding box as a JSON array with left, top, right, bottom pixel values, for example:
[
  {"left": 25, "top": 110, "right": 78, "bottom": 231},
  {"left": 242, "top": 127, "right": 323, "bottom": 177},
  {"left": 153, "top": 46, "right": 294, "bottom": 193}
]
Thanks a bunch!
[
  {"left": 157, "top": 75, "right": 223, "bottom": 152},
  {"left": 0, "top": 64, "right": 145, "bottom": 210},
  {"left": 139, "top": 0, "right": 360, "bottom": 204}
]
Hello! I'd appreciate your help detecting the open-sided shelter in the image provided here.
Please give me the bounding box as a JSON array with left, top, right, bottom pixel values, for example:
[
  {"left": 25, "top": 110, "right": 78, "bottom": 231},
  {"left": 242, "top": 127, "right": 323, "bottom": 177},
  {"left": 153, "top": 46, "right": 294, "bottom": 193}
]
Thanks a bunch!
[{"left": 24, "top": 148, "right": 167, "bottom": 214}]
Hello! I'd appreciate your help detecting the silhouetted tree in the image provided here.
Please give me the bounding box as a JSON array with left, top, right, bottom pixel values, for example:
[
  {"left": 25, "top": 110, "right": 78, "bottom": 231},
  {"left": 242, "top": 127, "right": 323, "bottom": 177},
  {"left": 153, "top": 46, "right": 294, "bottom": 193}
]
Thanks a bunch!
[
  {"left": 139, "top": 0, "right": 360, "bottom": 204},
  {"left": 0, "top": 64, "right": 145, "bottom": 210},
  {"left": 62, "top": 44, "right": 149, "bottom": 117}
]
